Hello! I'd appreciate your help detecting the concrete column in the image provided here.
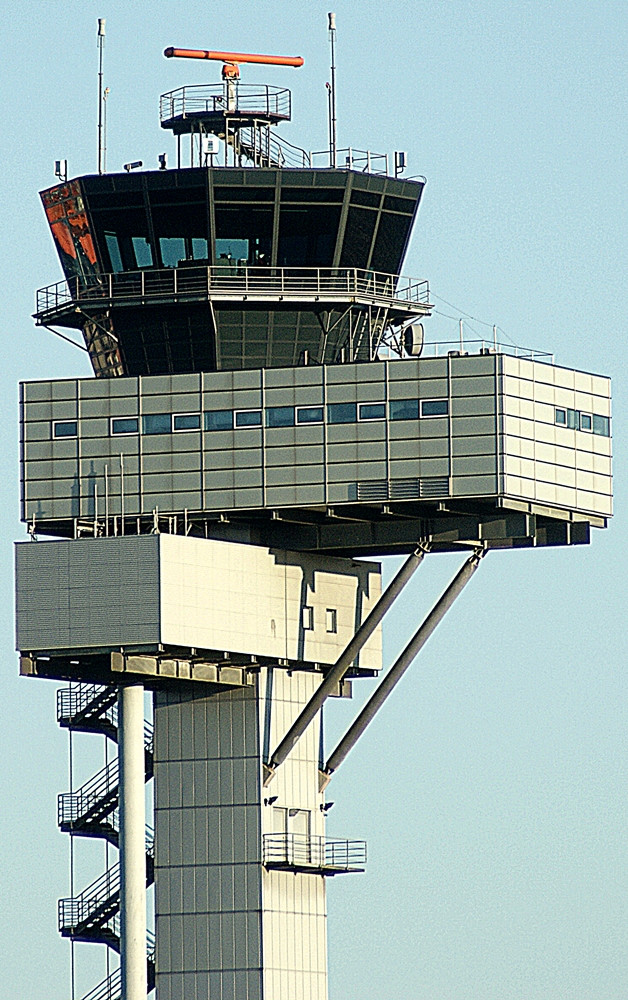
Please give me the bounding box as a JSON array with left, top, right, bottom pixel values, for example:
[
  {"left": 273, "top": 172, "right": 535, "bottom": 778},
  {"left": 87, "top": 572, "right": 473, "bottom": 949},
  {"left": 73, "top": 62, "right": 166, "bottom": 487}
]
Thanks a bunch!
[{"left": 118, "top": 683, "right": 147, "bottom": 1000}]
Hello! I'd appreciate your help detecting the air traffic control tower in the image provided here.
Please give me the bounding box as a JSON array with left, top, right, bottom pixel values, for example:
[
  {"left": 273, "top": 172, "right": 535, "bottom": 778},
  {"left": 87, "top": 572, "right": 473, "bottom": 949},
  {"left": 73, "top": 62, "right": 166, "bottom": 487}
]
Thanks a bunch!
[{"left": 16, "top": 41, "right": 612, "bottom": 1000}]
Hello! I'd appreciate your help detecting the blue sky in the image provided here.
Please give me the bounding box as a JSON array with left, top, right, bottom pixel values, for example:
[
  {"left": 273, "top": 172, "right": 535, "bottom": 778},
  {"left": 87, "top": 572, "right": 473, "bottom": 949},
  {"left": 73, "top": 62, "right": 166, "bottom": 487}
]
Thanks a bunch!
[{"left": 0, "top": 2, "right": 627, "bottom": 998}]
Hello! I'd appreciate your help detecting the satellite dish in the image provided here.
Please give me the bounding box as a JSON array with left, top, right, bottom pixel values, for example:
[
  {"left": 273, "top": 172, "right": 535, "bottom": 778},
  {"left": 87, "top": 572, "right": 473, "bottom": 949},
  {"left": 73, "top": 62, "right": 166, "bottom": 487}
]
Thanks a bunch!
[{"left": 403, "top": 323, "right": 424, "bottom": 357}]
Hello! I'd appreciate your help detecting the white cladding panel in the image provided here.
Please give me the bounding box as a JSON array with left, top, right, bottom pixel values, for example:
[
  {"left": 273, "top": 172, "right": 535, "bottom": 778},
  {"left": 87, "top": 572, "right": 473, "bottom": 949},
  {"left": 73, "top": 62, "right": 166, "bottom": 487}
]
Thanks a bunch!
[
  {"left": 158, "top": 535, "right": 381, "bottom": 668},
  {"left": 500, "top": 356, "right": 612, "bottom": 517}
]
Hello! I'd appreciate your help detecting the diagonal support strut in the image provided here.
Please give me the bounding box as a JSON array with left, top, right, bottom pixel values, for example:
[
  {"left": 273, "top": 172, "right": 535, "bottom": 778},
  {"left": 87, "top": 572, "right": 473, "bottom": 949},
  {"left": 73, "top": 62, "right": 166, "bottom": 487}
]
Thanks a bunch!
[
  {"left": 263, "top": 543, "right": 430, "bottom": 785},
  {"left": 319, "top": 546, "right": 486, "bottom": 790}
]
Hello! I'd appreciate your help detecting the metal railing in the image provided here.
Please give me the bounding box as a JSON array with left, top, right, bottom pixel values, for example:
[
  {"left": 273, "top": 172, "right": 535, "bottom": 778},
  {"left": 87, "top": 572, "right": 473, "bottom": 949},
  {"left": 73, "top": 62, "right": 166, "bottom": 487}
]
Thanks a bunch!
[
  {"left": 311, "top": 147, "right": 390, "bottom": 175},
  {"left": 263, "top": 833, "right": 367, "bottom": 872},
  {"left": 36, "top": 266, "right": 430, "bottom": 317},
  {"left": 58, "top": 722, "right": 153, "bottom": 827},
  {"left": 414, "top": 338, "right": 554, "bottom": 364},
  {"left": 57, "top": 683, "right": 117, "bottom": 732},
  {"left": 160, "top": 83, "right": 291, "bottom": 123}
]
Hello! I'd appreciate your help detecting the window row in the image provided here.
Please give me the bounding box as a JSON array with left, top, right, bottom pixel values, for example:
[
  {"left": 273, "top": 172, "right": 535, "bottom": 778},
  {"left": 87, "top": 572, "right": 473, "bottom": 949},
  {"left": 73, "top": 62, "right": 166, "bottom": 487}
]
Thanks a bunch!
[
  {"left": 555, "top": 408, "right": 610, "bottom": 437},
  {"left": 51, "top": 399, "right": 449, "bottom": 439}
]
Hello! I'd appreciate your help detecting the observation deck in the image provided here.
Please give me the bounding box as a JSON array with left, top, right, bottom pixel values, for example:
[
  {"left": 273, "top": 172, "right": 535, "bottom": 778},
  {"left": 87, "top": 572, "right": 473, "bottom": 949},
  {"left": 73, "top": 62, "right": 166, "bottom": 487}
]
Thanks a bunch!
[
  {"left": 263, "top": 833, "right": 367, "bottom": 875},
  {"left": 160, "top": 83, "right": 291, "bottom": 132}
]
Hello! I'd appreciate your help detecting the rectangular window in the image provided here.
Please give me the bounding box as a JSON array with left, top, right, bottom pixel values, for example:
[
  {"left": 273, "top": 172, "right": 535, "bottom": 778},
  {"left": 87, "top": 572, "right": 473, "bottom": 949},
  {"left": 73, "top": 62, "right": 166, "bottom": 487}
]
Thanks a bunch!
[
  {"left": 566, "top": 408, "right": 579, "bottom": 430},
  {"left": 192, "top": 238, "right": 208, "bottom": 260},
  {"left": 327, "top": 402, "right": 357, "bottom": 424},
  {"left": 235, "top": 410, "right": 262, "bottom": 428},
  {"left": 302, "top": 606, "right": 314, "bottom": 630},
  {"left": 205, "top": 409, "right": 233, "bottom": 432},
  {"left": 593, "top": 414, "right": 610, "bottom": 437},
  {"left": 389, "top": 398, "right": 419, "bottom": 421},
  {"left": 326, "top": 608, "right": 337, "bottom": 634},
  {"left": 132, "top": 237, "right": 153, "bottom": 268},
  {"left": 359, "top": 403, "right": 386, "bottom": 421},
  {"left": 297, "top": 406, "right": 324, "bottom": 424},
  {"left": 104, "top": 232, "right": 124, "bottom": 273},
  {"left": 111, "top": 417, "right": 139, "bottom": 435},
  {"left": 143, "top": 413, "right": 171, "bottom": 435},
  {"left": 555, "top": 408, "right": 567, "bottom": 425},
  {"left": 159, "top": 237, "right": 186, "bottom": 268},
  {"left": 53, "top": 420, "right": 77, "bottom": 438},
  {"left": 266, "top": 406, "right": 295, "bottom": 428},
  {"left": 173, "top": 413, "right": 201, "bottom": 431},
  {"left": 421, "top": 399, "right": 448, "bottom": 417},
  {"left": 580, "top": 412, "right": 592, "bottom": 432}
]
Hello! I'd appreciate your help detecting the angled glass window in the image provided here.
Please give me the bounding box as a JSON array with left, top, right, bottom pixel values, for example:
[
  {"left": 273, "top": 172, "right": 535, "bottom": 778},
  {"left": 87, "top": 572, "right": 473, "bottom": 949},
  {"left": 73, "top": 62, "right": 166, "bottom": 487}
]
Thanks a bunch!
[
  {"left": 389, "top": 398, "right": 419, "bottom": 421},
  {"left": 173, "top": 413, "right": 201, "bottom": 431},
  {"left": 159, "top": 237, "right": 186, "bottom": 268},
  {"left": 143, "top": 413, "right": 171, "bottom": 435},
  {"left": 266, "top": 406, "right": 295, "bottom": 428},
  {"left": 235, "top": 410, "right": 262, "bottom": 428},
  {"left": 593, "top": 414, "right": 610, "bottom": 437},
  {"left": 359, "top": 403, "right": 386, "bottom": 421},
  {"left": 53, "top": 420, "right": 77, "bottom": 438},
  {"left": 205, "top": 409, "right": 233, "bottom": 432},
  {"left": 421, "top": 399, "right": 448, "bottom": 417},
  {"left": 111, "top": 417, "right": 139, "bottom": 435},
  {"left": 555, "top": 408, "right": 567, "bottom": 425},
  {"left": 327, "top": 402, "right": 357, "bottom": 424},
  {"left": 297, "top": 406, "right": 324, "bottom": 424},
  {"left": 580, "top": 412, "right": 592, "bottom": 432},
  {"left": 132, "top": 237, "right": 153, "bottom": 268},
  {"left": 104, "top": 232, "right": 124, "bottom": 273}
]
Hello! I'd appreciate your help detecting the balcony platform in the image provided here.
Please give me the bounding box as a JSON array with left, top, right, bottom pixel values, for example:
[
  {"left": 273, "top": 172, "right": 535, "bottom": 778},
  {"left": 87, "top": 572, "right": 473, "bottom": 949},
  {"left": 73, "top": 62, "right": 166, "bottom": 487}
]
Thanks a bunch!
[{"left": 263, "top": 833, "right": 367, "bottom": 875}]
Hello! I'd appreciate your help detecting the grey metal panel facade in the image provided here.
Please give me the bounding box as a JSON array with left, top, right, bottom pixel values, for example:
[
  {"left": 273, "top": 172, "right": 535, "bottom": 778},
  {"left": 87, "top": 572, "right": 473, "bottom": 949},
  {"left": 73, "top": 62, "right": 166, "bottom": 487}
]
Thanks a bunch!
[
  {"left": 154, "top": 685, "right": 263, "bottom": 1000},
  {"left": 15, "top": 535, "right": 160, "bottom": 651},
  {"left": 20, "top": 352, "right": 612, "bottom": 526}
]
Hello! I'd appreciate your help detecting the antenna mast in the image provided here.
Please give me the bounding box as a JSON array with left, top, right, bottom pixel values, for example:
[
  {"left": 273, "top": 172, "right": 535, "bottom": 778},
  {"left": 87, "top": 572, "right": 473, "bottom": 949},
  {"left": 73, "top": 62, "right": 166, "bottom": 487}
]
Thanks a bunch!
[
  {"left": 97, "top": 18, "right": 106, "bottom": 174},
  {"left": 328, "top": 12, "right": 337, "bottom": 167}
]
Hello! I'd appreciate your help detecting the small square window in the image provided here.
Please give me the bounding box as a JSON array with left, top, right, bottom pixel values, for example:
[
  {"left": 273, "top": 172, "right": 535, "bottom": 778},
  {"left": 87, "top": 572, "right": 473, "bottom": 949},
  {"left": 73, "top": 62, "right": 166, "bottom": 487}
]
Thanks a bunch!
[
  {"left": 205, "top": 410, "right": 233, "bottom": 432},
  {"left": 555, "top": 408, "right": 567, "bottom": 425},
  {"left": 143, "top": 413, "right": 172, "bottom": 435},
  {"left": 111, "top": 417, "right": 139, "bottom": 435},
  {"left": 421, "top": 399, "right": 448, "bottom": 417},
  {"left": 359, "top": 403, "right": 386, "bottom": 421},
  {"left": 297, "top": 406, "right": 324, "bottom": 424},
  {"left": 327, "top": 402, "right": 357, "bottom": 424},
  {"left": 302, "top": 606, "right": 314, "bottom": 630},
  {"left": 580, "top": 413, "right": 592, "bottom": 431},
  {"left": 389, "top": 398, "right": 419, "bottom": 421},
  {"left": 593, "top": 414, "right": 610, "bottom": 437},
  {"left": 325, "top": 609, "right": 337, "bottom": 633},
  {"left": 173, "top": 413, "right": 200, "bottom": 431},
  {"left": 235, "top": 410, "right": 262, "bottom": 428},
  {"left": 53, "top": 420, "right": 77, "bottom": 438},
  {"left": 266, "top": 406, "right": 295, "bottom": 428}
]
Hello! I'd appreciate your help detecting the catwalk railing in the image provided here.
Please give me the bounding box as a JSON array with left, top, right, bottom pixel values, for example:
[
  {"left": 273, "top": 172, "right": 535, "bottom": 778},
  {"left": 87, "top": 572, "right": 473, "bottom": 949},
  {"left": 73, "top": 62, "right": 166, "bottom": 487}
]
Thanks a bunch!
[
  {"left": 160, "top": 82, "right": 292, "bottom": 123},
  {"left": 36, "top": 266, "right": 430, "bottom": 317},
  {"left": 263, "top": 833, "right": 367, "bottom": 873}
]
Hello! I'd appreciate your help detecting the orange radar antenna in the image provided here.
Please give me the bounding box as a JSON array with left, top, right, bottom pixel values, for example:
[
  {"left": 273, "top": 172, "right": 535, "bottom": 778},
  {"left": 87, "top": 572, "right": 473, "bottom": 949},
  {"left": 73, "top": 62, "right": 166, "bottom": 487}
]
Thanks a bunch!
[{"left": 164, "top": 47, "right": 304, "bottom": 80}]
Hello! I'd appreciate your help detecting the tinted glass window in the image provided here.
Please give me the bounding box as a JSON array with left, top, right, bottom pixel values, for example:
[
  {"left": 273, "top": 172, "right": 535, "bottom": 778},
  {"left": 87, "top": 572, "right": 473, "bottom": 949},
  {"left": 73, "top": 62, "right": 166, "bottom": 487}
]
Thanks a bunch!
[
  {"left": 235, "top": 410, "right": 262, "bottom": 427},
  {"left": 143, "top": 413, "right": 171, "bottom": 435},
  {"left": 566, "top": 408, "right": 579, "bottom": 429},
  {"left": 555, "top": 408, "right": 567, "bottom": 425},
  {"left": 174, "top": 413, "right": 201, "bottom": 431},
  {"left": 132, "top": 237, "right": 153, "bottom": 268},
  {"left": 215, "top": 205, "right": 273, "bottom": 266},
  {"left": 159, "top": 237, "right": 186, "bottom": 268},
  {"left": 104, "top": 232, "right": 124, "bottom": 273},
  {"left": 266, "top": 406, "right": 295, "bottom": 428},
  {"left": 593, "top": 414, "right": 610, "bottom": 437},
  {"left": 112, "top": 417, "right": 139, "bottom": 435},
  {"left": 277, "top": 204, "right": 341, "bottom": 266},
  {"left": 383, "top": 195, "right": 417, "bottom": 213},
  {"left": 390, "top": 399, "right": 419, "bottom": 421},
  {"left": 370, "top": 212, "right": 413, "bottom": 273},
  {"left": 297, "top": 406, "right": 324, "bottom": 424},
  {"left": 580, "top": 413, "right": 592, "bottom": 431},
  {"left": 328, "top": 402, "right": 357, "bottom": 424},
  {"left": 421, "top": 399, "right": 448, "bottom": 417},
  {"left": 339, "top": 207, "right": 377, "bottom": 268},
  {"left": 359, "top": 403, "right": 386, "bottom": 420},
  {"left": 350, "top": 189, "right": 381, "bottom": 208},
  {"left": 205, "top": 410, "right": 233, "bottom": 431},
  {"left": 53, "top": 421, "right": 77, "bottom": 438}
]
